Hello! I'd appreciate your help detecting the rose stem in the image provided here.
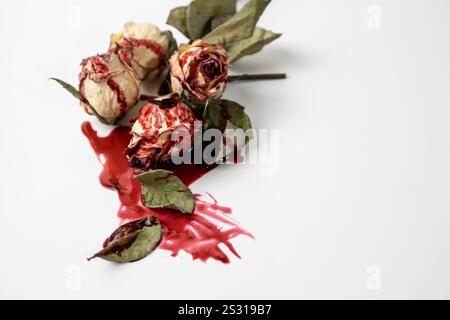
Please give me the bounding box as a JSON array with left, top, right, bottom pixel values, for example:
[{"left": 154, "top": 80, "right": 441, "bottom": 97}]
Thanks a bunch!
[
  {"left": 139, "top": 74, "right": 287, "bottom": 102},
  {"left": 227, "top": 73, "right": 287, "bottom": 82},
  {"left": 140, "top": 95, "right": 157, "bottom": 102}
]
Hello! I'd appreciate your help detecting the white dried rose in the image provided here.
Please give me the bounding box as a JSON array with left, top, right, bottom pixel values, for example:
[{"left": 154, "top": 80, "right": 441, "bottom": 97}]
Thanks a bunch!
[
  {"left": 79, "top": 53, "right": 141, "bottom": 124},
  {"left": 110, "top": 22, "right": 171, "bottom": 80}
]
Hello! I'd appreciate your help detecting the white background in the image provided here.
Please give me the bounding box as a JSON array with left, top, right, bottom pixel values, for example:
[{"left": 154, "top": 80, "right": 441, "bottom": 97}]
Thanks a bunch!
[{"left": 1, "top": 0, "right": 450, "bottom": 299}]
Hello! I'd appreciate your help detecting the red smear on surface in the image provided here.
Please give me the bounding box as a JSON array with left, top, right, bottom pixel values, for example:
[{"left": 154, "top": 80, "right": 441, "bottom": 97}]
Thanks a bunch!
[{"left": 81, "top": 121, "right": 251, "bottom": 263}]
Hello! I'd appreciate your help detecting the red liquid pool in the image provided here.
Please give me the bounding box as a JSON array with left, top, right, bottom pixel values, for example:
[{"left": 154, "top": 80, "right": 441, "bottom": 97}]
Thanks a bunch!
[{"left": 82, "top": 121, "right": 252, "bottom": 263}]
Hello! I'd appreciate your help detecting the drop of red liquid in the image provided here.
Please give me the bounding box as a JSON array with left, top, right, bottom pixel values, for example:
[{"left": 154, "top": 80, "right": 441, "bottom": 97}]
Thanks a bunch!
[{"left": 81, "top": 121, "right": 252, "bottom": 263}]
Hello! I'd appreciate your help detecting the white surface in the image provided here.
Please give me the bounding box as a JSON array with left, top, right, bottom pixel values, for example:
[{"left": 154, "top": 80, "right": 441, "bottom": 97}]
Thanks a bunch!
[{"left": 1, "top": 0, "right": 450, "bottom": 299}]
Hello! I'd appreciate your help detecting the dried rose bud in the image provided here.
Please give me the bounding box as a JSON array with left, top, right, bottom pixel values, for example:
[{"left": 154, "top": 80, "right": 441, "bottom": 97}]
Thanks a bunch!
[
  {"left": 79, "top": 53, "right": 141, "bottom": 124},
  {"left": 110, "top": 22, "right": 171, "bottom": 80},
  {"left": 126, "top": 95, "right": 198, "bottom": 172},
  {"left": 169, "top": 40, "right": 229, "bottom": 103}
]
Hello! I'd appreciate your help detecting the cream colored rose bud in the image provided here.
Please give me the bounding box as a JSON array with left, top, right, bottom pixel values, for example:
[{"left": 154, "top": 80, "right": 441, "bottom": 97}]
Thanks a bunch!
[
  {"left": 110, "top": 22, "right": 171, "bottom": 80},
  {"left": 79, "top": 53, "right": 141, "bottom": 124}
]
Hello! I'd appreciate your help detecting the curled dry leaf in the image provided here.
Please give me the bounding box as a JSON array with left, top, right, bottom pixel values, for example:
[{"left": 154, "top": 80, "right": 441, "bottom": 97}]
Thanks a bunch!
[
  {"left": 203, "top": 99, "right": 252, "bottom": 134},
  {"left": 202, "top": 0, "right": 271, "bottom": 45},
  {"left": 50, "top": 78, "right": 108, "bottom": 124},
  {"left": 167, "top": 0, "right": 237, "bottom": 40},
  {"left": 227, "top": 27, "right": 281, "bottom": 63},
  {"left": 203, "top": 99, "right": 253, "bottom": 162},
  {"left": 210, "top": 13, "right": 235, "bottom": 31},
  {"left": 137, "top": 170, "right": 195, "bottom": 214},
  {"left": 88, "top": 215, "right": 163, "bottom": 263},
  {"left": 186, "top": 0, "right": 237, "bottom": 40},
  {"left": 168, "top": 0, "right": 280, "bottom": 64},
  {"left": 166, "top": 6, "right": 190, "bottom": 38}
]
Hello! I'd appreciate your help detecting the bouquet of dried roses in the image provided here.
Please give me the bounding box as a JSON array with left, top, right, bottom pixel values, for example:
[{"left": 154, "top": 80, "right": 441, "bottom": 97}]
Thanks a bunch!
[{"left": 53, "top": 0, "right": 285, "bottom": 263}]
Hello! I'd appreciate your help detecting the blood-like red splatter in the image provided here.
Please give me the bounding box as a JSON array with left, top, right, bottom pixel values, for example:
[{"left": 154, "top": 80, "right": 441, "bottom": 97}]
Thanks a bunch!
[{"left": 81, "top": 121, "right": 252, "bottom": 263}]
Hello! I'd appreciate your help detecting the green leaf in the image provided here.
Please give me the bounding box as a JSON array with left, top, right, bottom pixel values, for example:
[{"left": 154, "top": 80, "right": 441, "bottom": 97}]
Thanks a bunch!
[
  {"left": 137, "top": 170, "right": 195, "bottom": 214},
  {"left": 202, "top": 0, "right": 271, "bottom": 45},
  {"left": 166, "top": 6, "right": 190, "bottom": 39},
  {"left": 50, "top": 77, "right": 84, "bottom": 101},
  {"left": 187, "top": 0, "right": 237, "bottom": 40},
  {"left": 50, "top": 78, "right": 109, "bottom": 124},
  {"left": 210, "top": 13, "right": 235, "bottom": 31},
  {"left": 227, "top": 27, "right": 281, "bottom": 63},
  {"left": 203, "top": 100, "right": 253, "bottom": 162},
  {"left": 204, "top": 99, "right": 252, "bottom": 134},
  {"left": 88, "top": 215, "right": 163, "bottom": 263}
]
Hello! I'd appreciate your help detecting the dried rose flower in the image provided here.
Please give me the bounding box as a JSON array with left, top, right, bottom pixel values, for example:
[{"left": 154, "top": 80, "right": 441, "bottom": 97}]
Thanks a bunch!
[
  {"left": 79, "top": 53, "right": 141, "bottom": 124},
  {"left": 126, "top": 95, "right": 198, "bottom": 172},
  {"left": 169, "top": 40, "right": 229, "bottom": 103},
  {"left": 110, "top": 22, "right": 171, "bottom": 80}
]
